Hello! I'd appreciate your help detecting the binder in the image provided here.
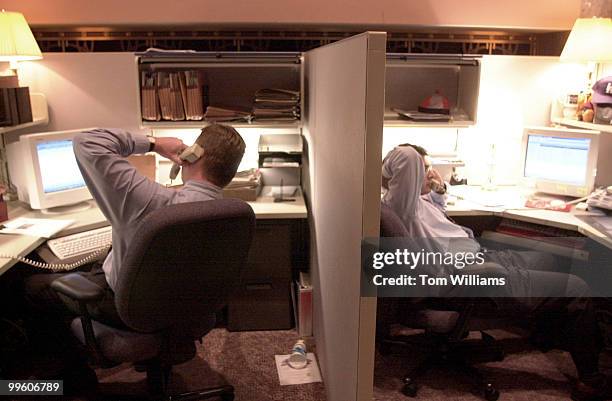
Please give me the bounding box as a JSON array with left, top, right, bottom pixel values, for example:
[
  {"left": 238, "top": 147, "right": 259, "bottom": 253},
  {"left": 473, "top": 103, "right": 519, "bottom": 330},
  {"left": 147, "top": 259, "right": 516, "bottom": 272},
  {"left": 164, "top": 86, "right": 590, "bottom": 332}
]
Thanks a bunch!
[
  {"left": 15, "top": 87, "right": 33, "bottom": 124},
  {"left": 178, "top": 70, "right": 204, "bottom": 120},
  {"left": 140, "top": 71, "right": 160, "bottom": 121},
  {"left": 0, "top": 88, "right": 19, "bottom": 127}
]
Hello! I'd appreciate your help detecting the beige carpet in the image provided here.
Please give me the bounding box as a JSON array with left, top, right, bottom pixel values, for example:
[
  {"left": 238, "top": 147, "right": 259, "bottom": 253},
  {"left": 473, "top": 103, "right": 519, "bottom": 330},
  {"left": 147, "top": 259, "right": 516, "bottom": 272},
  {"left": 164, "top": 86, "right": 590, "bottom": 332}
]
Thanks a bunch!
[{"left": 66, "top": 328, "right": 326, "bottom": 401}]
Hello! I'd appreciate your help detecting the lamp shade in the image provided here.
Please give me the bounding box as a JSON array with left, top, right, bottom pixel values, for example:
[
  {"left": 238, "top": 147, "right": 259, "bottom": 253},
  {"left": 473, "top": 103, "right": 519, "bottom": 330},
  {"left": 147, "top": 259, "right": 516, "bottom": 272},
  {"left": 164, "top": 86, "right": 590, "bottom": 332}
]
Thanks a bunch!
[
  {"left": 0, "top": 10, "right": 42, "bottom": 62},
  {"left": 560, "top": 17, "right": 612, "bottom": 62}
]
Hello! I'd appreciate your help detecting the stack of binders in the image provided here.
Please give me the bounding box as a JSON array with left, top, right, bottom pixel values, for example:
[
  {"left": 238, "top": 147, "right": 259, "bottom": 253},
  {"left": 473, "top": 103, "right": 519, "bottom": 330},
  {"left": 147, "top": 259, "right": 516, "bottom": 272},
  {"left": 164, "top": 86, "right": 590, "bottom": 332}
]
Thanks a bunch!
[
  {"left": 157, "top": 72, "right": 185, "bottom": 121},
  {"left": 252, "top": 89, "right": 300, "bottom": 122},
  {"left": 140, "top": 70, "right": 206, "bottom": 122},
  {"left": 0, "top": 87, "right": 32, "bottom": 127}
]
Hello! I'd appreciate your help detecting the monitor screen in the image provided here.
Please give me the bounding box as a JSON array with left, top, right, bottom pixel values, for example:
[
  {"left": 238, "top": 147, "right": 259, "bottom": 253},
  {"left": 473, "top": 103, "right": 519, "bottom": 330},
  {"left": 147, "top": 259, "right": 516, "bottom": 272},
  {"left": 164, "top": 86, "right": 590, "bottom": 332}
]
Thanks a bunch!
[
  {"left": 36, "top": 139, "right": 87, "bottom": 193},
  {"left": 524, "top": 135, "right": 591, "bottom": 186}
]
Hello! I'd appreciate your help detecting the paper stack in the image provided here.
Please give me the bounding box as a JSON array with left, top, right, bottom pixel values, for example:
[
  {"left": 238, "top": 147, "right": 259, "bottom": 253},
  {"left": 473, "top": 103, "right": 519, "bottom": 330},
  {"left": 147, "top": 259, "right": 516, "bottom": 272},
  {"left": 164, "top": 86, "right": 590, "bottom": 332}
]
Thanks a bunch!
[{"left": 252, "top": 89, "right": 300, "bottom": 122}]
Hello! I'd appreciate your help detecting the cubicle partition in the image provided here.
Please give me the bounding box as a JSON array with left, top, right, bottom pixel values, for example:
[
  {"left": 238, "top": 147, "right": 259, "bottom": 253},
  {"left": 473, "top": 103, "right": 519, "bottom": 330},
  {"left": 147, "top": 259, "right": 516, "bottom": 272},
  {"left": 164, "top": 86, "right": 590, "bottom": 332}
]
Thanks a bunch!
[{"left": 302, "top": 32, "right": 386, "bottom": 401}]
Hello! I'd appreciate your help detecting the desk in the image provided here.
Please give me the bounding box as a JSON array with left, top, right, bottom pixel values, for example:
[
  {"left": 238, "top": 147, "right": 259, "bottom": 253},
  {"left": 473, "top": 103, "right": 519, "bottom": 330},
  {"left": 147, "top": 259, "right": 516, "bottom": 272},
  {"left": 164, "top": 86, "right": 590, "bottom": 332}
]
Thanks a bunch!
[
  {"left": 1, "top": 192, "right": 307, "bottom": 331},
  {"left": 0, "top": 192, "right": 307, "bottom": 276},
  {"left": 445, "top": 185, "right": 612, "bottom": 250}
]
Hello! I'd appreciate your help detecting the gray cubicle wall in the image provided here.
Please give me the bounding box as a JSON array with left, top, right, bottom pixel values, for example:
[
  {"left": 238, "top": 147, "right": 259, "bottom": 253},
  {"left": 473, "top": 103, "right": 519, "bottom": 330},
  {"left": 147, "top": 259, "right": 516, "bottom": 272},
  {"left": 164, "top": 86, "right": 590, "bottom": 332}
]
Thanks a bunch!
[
  {"left": 303, "top": 32, "right": 386, "bottom": 401},
  {"left": 15, "top": 53, "right": 145, "bottom": 135}
]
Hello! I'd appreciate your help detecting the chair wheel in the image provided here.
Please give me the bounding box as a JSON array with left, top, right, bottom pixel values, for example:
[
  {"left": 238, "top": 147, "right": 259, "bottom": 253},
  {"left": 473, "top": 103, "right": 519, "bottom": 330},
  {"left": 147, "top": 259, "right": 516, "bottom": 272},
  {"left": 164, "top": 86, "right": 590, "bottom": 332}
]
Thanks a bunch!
[
  {"left": 484, "top": 384, "right": 499, "bottom": 401},
  {"left": 402, "top": 378, "right": 418, "bottom": 397}
]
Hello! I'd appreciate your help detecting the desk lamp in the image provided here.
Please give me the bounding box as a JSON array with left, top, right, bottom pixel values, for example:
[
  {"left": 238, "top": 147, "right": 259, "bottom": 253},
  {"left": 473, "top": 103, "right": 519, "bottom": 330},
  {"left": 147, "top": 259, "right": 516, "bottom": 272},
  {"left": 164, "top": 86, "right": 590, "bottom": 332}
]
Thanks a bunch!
[
  {"left": 0, "top": 10, "right": 42, "bottom": 83},
  {"left": 560, "top": 17, "right": 612, "bottom": 106}
]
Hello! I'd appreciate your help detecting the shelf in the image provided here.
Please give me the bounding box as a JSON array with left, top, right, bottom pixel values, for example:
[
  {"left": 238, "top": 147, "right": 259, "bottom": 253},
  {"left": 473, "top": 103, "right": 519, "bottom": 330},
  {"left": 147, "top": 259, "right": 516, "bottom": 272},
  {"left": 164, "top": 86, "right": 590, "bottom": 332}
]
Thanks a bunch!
[
  {"left": 142, "top": 120, "right": 301, "bottom": 130},
  {"left": 551, "top": 117, "right": 612, "bottom": 134},
  {"left": 0, "top": 93, "right": 49, "bottom": 135},
  {"left": 384, "top": 116, "right": 473, "bottom": 128}
]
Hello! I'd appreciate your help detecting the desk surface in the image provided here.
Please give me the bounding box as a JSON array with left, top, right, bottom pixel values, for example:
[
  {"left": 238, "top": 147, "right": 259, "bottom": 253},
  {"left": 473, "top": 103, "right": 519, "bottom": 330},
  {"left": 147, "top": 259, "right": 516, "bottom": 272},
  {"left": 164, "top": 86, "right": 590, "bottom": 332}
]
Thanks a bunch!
[
  {"left": 0, "top": 192, "right": 307, "bottom": 276},
  {"left": 446, "top": 185, "right": 612, "bottom": 249}
]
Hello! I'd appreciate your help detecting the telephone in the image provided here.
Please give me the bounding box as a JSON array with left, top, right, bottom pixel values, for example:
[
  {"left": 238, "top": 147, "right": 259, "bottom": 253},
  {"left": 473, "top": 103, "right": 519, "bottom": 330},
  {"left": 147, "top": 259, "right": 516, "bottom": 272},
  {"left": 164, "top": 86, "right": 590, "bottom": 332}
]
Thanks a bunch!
[
  {"left": 169, "top": 142, "right": 205, "bottom": 180},
  {"left": 587, "top": 186, "right": 612, "bottom": 211}
]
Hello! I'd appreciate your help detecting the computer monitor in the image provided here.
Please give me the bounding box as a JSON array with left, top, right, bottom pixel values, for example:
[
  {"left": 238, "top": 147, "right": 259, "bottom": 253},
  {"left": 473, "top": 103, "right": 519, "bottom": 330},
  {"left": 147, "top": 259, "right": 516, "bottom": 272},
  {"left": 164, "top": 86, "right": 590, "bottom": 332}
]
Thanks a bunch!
[
  {"left": 7, "top": 129, "right": 95, "bottom": 212},
  {"left": 520, "top": 127, "right": 600, "bottom": 198}
]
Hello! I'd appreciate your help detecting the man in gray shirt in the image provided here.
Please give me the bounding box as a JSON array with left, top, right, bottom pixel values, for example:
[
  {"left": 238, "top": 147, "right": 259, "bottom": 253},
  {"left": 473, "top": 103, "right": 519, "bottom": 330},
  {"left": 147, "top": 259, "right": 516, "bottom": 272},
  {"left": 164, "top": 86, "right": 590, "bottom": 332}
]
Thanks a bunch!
[{"left": 21, "top": 124, "right": 245, "bottom": 391}]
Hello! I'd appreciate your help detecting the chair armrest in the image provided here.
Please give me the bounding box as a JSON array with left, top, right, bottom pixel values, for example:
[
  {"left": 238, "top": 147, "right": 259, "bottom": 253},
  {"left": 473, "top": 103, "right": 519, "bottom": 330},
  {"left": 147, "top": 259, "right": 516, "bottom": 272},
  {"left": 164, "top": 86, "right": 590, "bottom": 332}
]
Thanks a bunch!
[{"left": 51, "top": 273, "right": 105, "bottom": 302}]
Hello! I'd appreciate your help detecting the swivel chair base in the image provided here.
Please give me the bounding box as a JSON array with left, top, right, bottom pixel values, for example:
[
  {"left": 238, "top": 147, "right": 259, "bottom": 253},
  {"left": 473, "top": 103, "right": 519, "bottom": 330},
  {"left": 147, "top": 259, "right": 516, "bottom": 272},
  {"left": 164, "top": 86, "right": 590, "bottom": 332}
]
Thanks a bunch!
[{"left": 382, "top": 331, "right": 503, "bottom": 401}]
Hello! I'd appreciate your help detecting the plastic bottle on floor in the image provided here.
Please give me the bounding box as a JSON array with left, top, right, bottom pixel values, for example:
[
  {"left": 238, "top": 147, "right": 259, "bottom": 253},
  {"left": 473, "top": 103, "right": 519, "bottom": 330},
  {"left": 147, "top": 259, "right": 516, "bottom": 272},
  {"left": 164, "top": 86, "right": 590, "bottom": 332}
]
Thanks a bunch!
[{"left": 288, "top": 339, "right": 308, "bottom": 369}]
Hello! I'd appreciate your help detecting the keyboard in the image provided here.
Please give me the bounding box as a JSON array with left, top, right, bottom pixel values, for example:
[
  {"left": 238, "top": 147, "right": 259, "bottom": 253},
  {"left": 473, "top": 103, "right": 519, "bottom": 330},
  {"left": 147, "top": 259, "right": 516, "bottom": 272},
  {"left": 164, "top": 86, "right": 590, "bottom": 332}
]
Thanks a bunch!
[{"left": 47, "top": 226, "right": 112, "bottom": 260}]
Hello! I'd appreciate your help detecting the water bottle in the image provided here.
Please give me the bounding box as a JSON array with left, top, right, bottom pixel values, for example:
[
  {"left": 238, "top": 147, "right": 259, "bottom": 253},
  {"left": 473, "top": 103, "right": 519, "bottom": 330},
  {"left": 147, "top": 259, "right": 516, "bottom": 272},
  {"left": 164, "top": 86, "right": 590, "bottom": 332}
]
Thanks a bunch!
[{"left": 288, "top": 339, "right": 308, "bottom": 369}]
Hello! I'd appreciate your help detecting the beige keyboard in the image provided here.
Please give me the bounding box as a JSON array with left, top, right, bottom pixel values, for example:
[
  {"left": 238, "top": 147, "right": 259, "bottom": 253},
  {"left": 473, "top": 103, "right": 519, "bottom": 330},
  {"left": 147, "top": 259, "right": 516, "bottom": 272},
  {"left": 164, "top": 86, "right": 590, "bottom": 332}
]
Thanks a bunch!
[{"left": 47, "top": 226, "right": 112, "bottom": 260}]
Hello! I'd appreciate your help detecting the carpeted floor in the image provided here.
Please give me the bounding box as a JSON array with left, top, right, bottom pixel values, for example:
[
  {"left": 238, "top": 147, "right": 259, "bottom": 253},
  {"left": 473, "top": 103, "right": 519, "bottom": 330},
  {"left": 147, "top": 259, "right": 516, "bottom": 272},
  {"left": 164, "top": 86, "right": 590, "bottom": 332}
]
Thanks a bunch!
[
  {"left": 373, "top": 328, "right": 593, "bottom": 401},
  {"left": 10, "top": 327, "right": 608, "bottom": 401},
  {"left": 59, "top": 328, "right": 326, "bottom": 401}
]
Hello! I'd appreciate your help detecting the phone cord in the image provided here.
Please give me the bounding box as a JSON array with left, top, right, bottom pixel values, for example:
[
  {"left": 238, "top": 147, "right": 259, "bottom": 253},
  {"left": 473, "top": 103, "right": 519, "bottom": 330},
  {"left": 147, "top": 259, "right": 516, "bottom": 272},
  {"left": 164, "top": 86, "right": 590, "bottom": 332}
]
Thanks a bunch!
[{"left": 0, "top": 246, "right": 111, "bottom": 271}]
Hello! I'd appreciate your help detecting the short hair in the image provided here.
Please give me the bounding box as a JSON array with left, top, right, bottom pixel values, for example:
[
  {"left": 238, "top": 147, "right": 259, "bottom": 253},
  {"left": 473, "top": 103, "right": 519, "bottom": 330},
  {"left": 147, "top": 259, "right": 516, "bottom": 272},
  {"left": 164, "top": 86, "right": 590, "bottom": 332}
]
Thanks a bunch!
[
  {"left": 398, "top": 143, "right": 428, "bottom": 157},
  {"left": 196, "top": 124, "right": 245, "bottom": 187}
]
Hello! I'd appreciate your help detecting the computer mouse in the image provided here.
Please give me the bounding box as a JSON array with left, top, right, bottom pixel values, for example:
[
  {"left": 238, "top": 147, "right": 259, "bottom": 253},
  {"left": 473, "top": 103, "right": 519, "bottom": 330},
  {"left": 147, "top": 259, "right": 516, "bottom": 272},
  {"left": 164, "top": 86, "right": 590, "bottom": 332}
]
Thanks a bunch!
[{"left": 549, "top": 199, "right": 566, "bottom": 209}]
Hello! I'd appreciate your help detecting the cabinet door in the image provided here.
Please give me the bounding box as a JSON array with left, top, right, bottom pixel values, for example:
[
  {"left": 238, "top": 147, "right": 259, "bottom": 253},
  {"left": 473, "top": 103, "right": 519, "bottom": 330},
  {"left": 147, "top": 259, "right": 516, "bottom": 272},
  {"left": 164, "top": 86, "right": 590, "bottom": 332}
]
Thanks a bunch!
[
  {"left": 242, "top": 222, "right": 292, "bottom": 281},
  {"left": 228, "top": 221, "right": 296, "bottom": 331}
]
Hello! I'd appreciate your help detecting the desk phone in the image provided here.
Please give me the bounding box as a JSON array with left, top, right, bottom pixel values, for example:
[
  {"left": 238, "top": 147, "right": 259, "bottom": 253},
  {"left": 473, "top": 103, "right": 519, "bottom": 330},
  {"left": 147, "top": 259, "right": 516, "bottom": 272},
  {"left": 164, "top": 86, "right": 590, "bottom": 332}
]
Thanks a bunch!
[{"left": 587, "top": 186, "right": 612, "bottom": 211}]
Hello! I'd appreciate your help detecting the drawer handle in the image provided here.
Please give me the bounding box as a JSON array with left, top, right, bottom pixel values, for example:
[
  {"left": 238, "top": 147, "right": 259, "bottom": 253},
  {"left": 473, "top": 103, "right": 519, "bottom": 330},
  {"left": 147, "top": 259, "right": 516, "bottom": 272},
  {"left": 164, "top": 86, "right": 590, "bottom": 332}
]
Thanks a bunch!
[{"left": 246, "top": 283, "right": 273, "bottom": 291}]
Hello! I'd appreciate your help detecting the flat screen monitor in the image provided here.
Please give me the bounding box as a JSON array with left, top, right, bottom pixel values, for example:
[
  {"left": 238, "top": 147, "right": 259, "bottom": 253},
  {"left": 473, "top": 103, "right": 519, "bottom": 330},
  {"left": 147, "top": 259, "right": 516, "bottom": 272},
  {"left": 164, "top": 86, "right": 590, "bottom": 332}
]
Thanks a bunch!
[
  {"left": 521, "top": 127, "right": 599, "bottom": 197},
  {"left": 7, "top": 128, "right": 95, "bottom": 212}
]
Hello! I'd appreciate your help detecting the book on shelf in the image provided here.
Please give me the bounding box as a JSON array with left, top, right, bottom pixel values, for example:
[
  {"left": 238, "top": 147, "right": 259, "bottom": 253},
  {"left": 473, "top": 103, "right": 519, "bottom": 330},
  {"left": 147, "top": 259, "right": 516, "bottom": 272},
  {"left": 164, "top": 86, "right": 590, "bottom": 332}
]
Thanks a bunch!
[{"left": 0, "top": 87, "right": 33, "bottom": 127}]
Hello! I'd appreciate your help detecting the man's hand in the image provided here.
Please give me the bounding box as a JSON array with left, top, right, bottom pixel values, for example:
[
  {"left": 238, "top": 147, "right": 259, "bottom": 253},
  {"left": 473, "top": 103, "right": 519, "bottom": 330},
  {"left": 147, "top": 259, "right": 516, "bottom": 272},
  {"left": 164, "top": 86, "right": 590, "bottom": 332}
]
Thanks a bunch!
[{"left": 154, "top": 137, "right": 187, "bottom": 165}]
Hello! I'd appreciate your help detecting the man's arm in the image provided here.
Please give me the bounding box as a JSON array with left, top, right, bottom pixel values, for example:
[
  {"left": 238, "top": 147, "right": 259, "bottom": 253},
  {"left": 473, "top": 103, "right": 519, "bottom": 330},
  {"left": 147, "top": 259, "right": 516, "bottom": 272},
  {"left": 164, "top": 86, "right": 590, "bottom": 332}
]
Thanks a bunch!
[{"left": 73, "top": 128, "right": 185, "bottom": 227}]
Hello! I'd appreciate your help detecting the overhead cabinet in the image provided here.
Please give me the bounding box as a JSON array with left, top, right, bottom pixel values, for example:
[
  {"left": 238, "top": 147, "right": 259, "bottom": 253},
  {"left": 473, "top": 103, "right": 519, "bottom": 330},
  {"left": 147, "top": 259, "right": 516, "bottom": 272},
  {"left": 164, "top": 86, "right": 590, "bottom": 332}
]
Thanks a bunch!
[
  {"left": 136, "top": 51, "right": 303, "bottom": 128},
  {"left": 385, "top": 54, "right": 481, "bottom": 127}
]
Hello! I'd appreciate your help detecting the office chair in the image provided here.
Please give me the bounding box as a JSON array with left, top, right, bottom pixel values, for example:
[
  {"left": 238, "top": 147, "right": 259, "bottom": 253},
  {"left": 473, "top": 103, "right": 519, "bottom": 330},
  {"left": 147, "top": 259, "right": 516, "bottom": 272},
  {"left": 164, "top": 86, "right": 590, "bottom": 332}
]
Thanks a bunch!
[
  {"left": 51, "top": 199, "right": 256, "bottom": 401},
  {"left": 378, "top": 203, "right": 506, "bottom": 401}
]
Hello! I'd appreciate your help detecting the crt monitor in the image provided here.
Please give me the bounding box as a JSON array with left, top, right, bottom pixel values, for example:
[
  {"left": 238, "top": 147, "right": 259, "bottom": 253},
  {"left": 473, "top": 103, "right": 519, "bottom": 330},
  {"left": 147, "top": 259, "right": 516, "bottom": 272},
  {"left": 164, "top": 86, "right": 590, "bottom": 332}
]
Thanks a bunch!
[
  {"left": 7, "top": 129, "right": 94, "bottom": 212},
  {"left": 520, "top": 127, "right": 599, "bottom": 198}
]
